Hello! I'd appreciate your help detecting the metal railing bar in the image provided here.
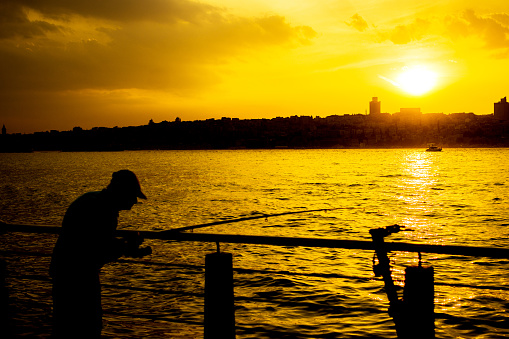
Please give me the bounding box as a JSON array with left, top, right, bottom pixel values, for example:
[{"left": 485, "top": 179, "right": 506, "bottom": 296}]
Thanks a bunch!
[
  {"left": 5, "top": 274, "right": 204, "bottom": 297},
  {"left": 0, "top": 250, "right": 51, "bottom": 257},
  {"left": 2, "top": 222, "right": 509, "bottom": 259},
  {"left": 101, "top": 283, "right": 203, "bottom": 298},
  {"left": 232, "top": 296, "right": 365, "bottom": 313},
  {"left": 434, "top": 282, "right": 509, "bottom": 291},
  {"left": 7, "top": 253, "right": 507, "bottom": 292},
  {"left": 233, "top": 266, "right": 375, "bottom": 282},
  {"left": 103, "top": 311, "right": 203, "bottom": 326},
  {"left": 119, "top": 259, "right": 376, "bottom": 281},
  {"left": 5, "top": 276, "right": 371, "bottom": 311},
  {"left": 7, "top": 274, "right": 50, "bottom": 282},
  {"left": 116, "top": 259, "right": 203, "bottom": 271},
  {"left": 1, "top": 252, "right": 379, "bottom": 283},
  {"left": 169, "top": 233, "right": 509, "bottom": 259},
  {"left": 0, "top": 223, "right": 60, "bottom": 234},
  {"left": 7, "top": 267, "right": 509, "bottom": 293}
]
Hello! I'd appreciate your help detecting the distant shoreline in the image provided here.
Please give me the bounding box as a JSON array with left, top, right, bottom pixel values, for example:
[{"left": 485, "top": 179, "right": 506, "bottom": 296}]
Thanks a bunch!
[
  {"left": 2, "top": 145, "right": 508, "bottom": 154},
  {"left": 2, "top": 113, "right": 509, "bottom": 152}
]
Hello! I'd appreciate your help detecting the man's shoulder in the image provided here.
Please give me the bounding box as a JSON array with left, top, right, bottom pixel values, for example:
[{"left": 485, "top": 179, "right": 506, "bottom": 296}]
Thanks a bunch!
[
  {"left": 69, "top": 190, "right": 110, "bottom": 209},
  {"left": 63, "top": 190, "right": 116, "bottom": 224},
  {"left": 74, "top": 190, "right": 104, "bottom": 202}
]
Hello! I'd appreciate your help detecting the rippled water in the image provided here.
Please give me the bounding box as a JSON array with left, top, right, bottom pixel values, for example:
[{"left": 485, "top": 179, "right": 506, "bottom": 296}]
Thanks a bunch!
[{"left": 0, "top": 149, "right": 508, "bottom": 338}]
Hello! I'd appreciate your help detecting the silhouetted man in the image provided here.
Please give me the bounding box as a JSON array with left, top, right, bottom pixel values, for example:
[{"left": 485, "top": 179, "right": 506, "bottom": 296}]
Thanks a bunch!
[{"left": 50, "top": 170, "right": 148, "bottom": 338}]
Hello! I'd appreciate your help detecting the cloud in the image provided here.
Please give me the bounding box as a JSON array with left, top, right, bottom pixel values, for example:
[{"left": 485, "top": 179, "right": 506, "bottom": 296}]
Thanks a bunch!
[
  {"left": 491, "top": 13, "right": 509, "bottom": 27},
  {"left": 376, "top": 18, "right": 432, "bottom": 45},
  {"left": 346, "top": 14, "right": 369, "bottom": 32},
  {"left": 445, "top": 9, "right": 509, "bottom": 51},
  {"left": 0, "top": 2, "right": 62, "bottom": 39},
  {"left": 12, "top": 0, "right": 218, "bottom": 24},
  {"left": 354, "top": 8, "right": 509, "bottom": 54},
  {"left": 0, "top": 1, "right": 317, "bottom": 94}
]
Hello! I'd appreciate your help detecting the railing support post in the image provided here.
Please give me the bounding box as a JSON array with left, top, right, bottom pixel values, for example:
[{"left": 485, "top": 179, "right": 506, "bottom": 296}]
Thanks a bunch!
[
  {"left": 204, "top": 252, "right": 236, "bottom": 339},
  {"left": 402, "top": 265, "right": 435, "bottom": 339},
  {"left": 0, "top": 259, "right": 11, "bottom": 337}
]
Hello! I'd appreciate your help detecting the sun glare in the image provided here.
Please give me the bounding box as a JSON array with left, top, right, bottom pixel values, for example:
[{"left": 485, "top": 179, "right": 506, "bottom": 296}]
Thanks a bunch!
[{"left": 396, "top": 66, "right": 438, "bottom": 96}]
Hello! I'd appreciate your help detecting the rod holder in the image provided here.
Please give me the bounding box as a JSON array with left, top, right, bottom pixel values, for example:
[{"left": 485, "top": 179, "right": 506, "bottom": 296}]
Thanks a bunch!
[
  {"left": 204, "top": 252, "right": 236, "bottom": 339},
  {"left": 370, "top": 226, "right": 435, "bottom": 339}
]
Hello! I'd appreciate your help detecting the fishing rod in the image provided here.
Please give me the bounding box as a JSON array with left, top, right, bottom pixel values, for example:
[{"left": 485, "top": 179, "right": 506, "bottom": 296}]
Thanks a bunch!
[
  {"left": 1, "top": 206, "right": 397, "bottom": 243},
  {"left": 164, "top": 207, "right": 358, "bottom": 233}
]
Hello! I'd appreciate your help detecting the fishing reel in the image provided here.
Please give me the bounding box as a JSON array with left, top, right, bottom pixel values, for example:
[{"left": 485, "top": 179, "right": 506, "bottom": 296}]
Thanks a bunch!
[
  {"left": 370, "top": 224, "right": 407, "bottom": 277},
  {"left": 123, "top": 232, "right": 152, "bottom": 258},
  {"left": 369, "top": 224, "right": 405, "bottom": 239}
]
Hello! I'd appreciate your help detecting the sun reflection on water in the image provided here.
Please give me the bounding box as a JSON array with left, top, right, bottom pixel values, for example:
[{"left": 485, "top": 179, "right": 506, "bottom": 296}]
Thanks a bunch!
[
  {"left": 400, "top": 151, "right": 438, "bottom": 204},
  {"left": 391, "top": 151, "right": 446, "bottom": 244}
]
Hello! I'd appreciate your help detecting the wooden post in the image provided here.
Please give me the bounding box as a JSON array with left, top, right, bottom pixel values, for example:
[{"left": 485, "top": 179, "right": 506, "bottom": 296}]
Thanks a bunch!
[
  {"left": 0, "top": 259, "right": 11, "bottom": 337},
  {"left": 402, "top": 265, "right": 435, "bottom": 339},
  {"left": 204, "top": 252, "right": 235, "bottom": 339}
]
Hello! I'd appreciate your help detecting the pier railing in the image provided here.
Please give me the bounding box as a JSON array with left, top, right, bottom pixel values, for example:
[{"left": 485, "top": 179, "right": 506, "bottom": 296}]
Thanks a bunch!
[
  {"left": 1, "top": 222, "right": 509, "bottom": 338},
  {"left": 3, "top": 222, "right": 508, "bottom": 258}
]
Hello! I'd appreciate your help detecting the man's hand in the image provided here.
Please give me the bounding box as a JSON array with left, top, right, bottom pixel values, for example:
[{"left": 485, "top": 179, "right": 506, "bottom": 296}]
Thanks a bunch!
[{"left": 123, "top": 232, "right": 152, "bottom": 258}]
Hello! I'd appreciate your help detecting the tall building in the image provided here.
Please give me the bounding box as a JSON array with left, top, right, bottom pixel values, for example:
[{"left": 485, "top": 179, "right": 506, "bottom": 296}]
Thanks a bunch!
[
  {"left": 370, "top": 97, "right": 381, "bottom": 115},
  {"left": 494, "top": 97, "right": 509, "bottom": 121},
  {"left": 1, "top": 124, "right": 5, "bottom": 136}
]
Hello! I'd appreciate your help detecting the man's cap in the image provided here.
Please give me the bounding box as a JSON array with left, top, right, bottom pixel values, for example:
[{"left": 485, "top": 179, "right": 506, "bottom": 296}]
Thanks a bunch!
[{"left": 110, "top": 170, "right": 147, "bottom": 199}]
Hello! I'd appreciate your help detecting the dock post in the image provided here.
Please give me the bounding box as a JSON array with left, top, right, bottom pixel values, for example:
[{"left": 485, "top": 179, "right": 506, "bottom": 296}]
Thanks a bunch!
[
  {"left": 0, "top": 259, "right": 11, "bottom": 337},
  {"left": 402, "top": 265, "right": 435, "bottom": 339},
  {"left": 204, "top": 252, "right": 236, "bottom": 339}
]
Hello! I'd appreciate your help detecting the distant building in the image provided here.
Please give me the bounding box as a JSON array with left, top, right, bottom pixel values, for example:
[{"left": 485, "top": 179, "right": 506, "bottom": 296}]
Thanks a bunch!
[
  {"left": 494, "top": 97, "right": 509, "bottom": 120},
  {"left": 370, "top": 97, "right": 381, "bottom": 115},
  {"left": 399, "top": 108, "right": 421, "bottom": 115},
  {"left": 2, "top": 124, "right": 5, "bottom": 135}
]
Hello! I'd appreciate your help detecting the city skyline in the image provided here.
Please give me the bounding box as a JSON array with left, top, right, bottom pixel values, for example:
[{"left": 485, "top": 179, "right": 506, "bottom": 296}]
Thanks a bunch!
[
  {"left": 2, "top": 109, "right": 507, "bottom": 152},
  {"left": 2, "top": 94, "right": 504, "bottom": 135},
  {"left": 2, "top": 1, "right": 509, "bottom": 133}
]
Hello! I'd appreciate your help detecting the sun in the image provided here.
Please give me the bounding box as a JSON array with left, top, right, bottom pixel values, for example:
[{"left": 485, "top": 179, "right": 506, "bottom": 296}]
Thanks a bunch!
[{"left": 396, "top": 66, "right": 438, "bottom": 96}]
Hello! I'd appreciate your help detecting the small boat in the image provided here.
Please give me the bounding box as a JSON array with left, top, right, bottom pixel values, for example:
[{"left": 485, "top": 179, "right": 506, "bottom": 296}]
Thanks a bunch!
[{"left": 426, "top": 143, "right": 442, "bottom": 152}]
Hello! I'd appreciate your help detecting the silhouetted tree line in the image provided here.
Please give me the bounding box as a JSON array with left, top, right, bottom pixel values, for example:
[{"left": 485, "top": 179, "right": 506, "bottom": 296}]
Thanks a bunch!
[{"left": 1, "top": 113, "right": 508, "bottom": 152}]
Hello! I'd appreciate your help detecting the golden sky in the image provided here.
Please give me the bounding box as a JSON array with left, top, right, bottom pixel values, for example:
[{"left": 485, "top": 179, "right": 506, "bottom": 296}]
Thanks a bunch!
[{"left": 1, "top": 0, "right": 509, "bottom": 133}]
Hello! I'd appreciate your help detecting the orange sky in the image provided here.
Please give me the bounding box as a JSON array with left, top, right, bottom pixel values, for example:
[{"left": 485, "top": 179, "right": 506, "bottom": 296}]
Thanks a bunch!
[{"left": 1, "top": 0, "right": 509, "bottom": 133}]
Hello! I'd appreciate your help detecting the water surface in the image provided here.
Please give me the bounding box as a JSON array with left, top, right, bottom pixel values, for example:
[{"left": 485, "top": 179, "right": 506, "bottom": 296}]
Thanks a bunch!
[{"left": 1, "top": 149, "right": 508, "bottom": 338}]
